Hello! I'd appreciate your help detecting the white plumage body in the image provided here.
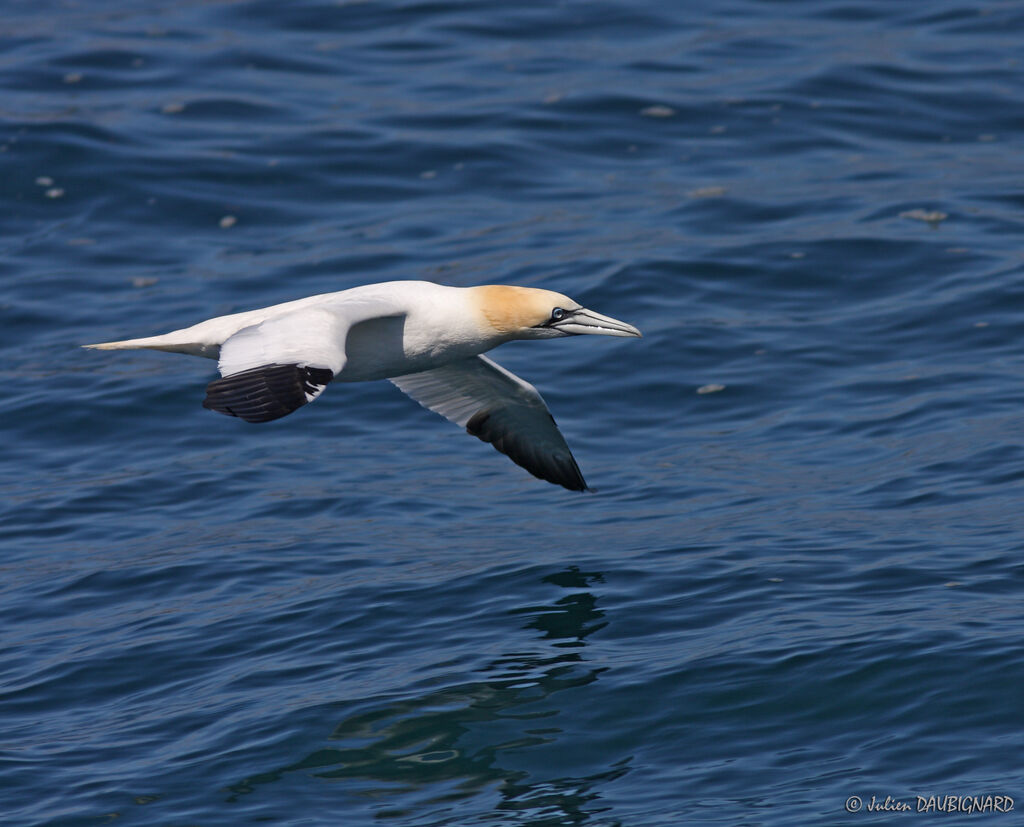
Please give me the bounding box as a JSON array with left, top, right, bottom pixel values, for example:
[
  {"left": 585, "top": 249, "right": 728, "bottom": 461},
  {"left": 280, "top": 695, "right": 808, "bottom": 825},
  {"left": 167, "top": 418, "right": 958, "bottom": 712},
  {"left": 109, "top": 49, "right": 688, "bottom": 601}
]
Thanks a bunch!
[
  {"left": 85, "top": 280, "right": 641, "bottom": 491},
  {"left": 111, "top": 282, "right": 493, "bottom": 377}
]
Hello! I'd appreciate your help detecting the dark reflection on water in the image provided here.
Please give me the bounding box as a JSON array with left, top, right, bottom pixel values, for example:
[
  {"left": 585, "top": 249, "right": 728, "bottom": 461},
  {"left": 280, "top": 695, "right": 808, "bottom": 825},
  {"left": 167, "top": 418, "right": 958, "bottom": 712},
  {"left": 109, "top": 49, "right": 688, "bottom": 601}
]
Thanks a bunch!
[
  {"left": 514, "top": 568, "right": 608, "bottom": 645},
  {"left": 227, "top": 569, "right": 626, "bottom": 824}
]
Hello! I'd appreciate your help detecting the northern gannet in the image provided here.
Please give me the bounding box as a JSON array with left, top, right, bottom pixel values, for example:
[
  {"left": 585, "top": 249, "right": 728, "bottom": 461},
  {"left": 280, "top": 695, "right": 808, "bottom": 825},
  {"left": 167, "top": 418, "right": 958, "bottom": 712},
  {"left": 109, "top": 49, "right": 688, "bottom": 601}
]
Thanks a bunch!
[{"left": 84, "top": 280, "right": 641, "bottom": 491}]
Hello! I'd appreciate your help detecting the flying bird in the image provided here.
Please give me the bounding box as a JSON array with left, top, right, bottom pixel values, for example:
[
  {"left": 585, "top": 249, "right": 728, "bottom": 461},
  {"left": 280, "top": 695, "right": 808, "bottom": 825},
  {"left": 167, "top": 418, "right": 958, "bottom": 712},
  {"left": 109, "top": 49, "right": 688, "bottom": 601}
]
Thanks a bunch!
[{"left": 84, "top": 280, "right": 641, "bottom": 490}]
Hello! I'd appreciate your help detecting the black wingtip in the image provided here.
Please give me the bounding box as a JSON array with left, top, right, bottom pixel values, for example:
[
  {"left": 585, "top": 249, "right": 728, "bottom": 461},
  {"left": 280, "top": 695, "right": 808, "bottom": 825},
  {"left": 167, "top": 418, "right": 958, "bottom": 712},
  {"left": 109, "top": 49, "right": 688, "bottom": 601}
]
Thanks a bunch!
[
  {"left": 560, "top": 463, "right": 588, "bottom": 492},
  {"left": 203, "top": 364, "right": 333, "bottom": 423},
  {"left": 466, "top": 408, "right": 588, "bottom": 492}
]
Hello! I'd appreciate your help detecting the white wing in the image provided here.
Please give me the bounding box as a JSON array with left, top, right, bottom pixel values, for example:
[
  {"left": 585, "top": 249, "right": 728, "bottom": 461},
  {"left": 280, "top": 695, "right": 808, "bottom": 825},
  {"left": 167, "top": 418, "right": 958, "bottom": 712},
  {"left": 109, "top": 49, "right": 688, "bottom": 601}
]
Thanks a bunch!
[
  {"left": 204, "top": 298, "right": 401, "bottom": 424},
  {"left": 391, "top": 355, "right": 587, "bottom": 491}
]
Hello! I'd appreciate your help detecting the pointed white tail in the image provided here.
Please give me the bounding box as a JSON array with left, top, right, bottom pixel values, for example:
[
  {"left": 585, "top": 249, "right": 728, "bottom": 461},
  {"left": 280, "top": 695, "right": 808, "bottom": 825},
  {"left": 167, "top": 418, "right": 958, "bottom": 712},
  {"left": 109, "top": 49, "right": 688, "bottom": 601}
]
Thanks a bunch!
[{"left": 82, "top": 334, "right": 219, "bottom": 358}]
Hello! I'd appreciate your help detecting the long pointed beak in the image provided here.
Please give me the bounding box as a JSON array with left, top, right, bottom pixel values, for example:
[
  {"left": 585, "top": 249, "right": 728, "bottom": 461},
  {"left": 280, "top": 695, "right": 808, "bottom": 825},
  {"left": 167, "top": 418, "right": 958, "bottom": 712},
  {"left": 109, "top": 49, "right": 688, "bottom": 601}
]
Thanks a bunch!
[{"left": 554, "top": 308, "right": 642, "bottom": 338}]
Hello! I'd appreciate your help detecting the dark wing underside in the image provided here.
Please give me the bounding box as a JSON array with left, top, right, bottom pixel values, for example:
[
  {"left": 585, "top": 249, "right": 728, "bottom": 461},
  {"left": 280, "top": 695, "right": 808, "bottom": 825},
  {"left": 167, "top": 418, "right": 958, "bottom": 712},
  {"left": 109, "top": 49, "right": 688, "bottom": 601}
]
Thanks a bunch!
[
  {"left": 390, "top": 355, "right": 587, "bottom": 491},
  {"left": 203, "top": 363, "right": 333, "bottom": 423},
  {"left": 465, "top": 405, "right": 586, "bottom": 491}
]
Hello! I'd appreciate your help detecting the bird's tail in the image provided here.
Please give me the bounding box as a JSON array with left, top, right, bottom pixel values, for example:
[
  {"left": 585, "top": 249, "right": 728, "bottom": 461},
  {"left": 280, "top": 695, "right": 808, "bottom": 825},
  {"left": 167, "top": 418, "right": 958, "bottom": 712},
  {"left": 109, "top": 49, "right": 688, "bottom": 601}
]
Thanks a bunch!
[
  {"left": 82, "top": 332, "right": 218, "bottom": 358},
  {"left": 83, "top": 336, "right": 157, "bottom": 351}
]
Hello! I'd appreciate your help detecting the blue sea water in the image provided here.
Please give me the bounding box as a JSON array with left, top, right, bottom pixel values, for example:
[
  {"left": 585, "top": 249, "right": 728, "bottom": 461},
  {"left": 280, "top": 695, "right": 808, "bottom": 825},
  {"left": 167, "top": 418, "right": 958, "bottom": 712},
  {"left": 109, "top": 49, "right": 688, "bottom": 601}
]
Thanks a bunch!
[{"left": 4, "top": 0, "right": 1024, "bottom": 824}]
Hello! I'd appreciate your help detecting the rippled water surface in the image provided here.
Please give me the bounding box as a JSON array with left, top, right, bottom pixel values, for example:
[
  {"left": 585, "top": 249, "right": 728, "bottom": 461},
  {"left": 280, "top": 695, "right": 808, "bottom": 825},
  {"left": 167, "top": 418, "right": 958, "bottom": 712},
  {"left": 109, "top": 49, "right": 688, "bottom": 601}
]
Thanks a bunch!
[{"left": 5, "top": 1, "right": 1024, "bottom": 824}]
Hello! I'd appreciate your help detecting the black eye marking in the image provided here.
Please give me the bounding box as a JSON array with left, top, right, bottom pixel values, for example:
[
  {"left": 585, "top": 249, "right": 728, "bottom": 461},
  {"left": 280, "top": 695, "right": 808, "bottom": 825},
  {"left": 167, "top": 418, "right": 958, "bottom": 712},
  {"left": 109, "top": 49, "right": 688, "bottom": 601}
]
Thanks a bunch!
[{"left": 535, "top": 307, "right": 574, "bottom": 329}]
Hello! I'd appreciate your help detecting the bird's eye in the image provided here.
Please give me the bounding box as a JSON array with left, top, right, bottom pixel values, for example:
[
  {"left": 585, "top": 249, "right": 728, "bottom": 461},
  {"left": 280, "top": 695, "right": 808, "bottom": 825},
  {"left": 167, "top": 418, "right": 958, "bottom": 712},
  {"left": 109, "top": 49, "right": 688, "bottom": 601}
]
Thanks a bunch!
[{"left": 551, "top": 307, "right": 566, "bottom": 321}]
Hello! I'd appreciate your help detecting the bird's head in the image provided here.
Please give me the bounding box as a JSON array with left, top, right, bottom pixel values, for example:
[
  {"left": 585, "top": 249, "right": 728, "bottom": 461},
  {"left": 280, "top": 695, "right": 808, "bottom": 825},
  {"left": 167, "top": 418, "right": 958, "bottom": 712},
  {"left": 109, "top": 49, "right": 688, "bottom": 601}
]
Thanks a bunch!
[{"left": 469, "top": 285, "right": 642, "bottom": 341}]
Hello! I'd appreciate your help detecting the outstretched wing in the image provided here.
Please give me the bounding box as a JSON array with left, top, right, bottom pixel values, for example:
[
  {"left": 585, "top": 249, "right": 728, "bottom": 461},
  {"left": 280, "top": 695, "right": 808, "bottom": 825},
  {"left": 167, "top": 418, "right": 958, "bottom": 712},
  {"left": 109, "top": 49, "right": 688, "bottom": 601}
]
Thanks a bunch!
[
  {"left": 390, "top": 355, "right": 587, "bottom": 491},
  {"left": 204, "top": 300, "right": 399, "bottom": 424}
]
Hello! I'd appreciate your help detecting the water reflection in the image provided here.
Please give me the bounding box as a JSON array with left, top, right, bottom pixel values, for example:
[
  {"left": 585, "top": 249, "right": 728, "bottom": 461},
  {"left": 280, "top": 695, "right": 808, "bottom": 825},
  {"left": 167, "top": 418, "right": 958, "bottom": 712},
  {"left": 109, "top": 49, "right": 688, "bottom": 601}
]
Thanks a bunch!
[
  {"left": 513, "top": 567, "right": 609, "bottom": 647},
  {"left": 227, "top": 567, "right": 628, "bottom": 823}
]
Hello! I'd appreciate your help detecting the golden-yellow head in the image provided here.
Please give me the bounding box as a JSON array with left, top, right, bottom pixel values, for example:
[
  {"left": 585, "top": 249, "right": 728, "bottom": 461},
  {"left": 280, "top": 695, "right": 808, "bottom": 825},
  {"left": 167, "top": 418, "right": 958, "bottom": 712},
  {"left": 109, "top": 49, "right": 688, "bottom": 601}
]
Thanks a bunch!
[{"left": 468, "top": 285, "right": 642, "bottom": 340}]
